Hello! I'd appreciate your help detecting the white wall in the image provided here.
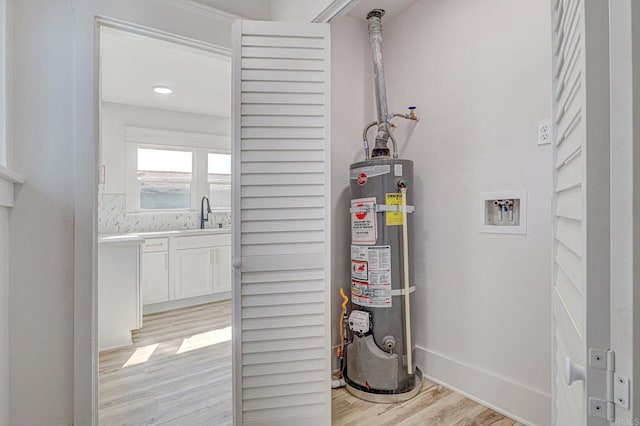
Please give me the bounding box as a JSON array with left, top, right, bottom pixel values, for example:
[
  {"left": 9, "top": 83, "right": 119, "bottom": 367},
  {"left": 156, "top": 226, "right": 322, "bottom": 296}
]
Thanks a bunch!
[
  {"left": 0, "top": 206, "right": 8, "bottom": 426},
  {"left": 0, "top": 0, "right": 8, "bottom": 167},
  {"left": 329, "top": 14, "right": 373, "bottom": 368},
  {"left": 0, "top": 1, "right": 11, "bottom": 423},
  {"left": 380, "top": 1, "right": 552, "bottom": 423},
  {"left": 10, "top": 0, "right": 75, "bottom": 424}
]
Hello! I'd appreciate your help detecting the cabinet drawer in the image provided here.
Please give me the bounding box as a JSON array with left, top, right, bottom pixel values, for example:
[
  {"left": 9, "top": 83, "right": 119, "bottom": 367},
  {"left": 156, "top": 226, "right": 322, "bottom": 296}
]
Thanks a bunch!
[
  {"left": 173, "top": 233, "right": 231, "bottom": 250},
  {"left": 141, "top": 238, "right": 169, "bottom": 253}
]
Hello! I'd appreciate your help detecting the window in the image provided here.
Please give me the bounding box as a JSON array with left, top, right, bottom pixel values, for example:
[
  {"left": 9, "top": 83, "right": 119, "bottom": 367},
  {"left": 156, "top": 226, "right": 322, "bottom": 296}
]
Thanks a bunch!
[
  {"left": 208, "top": 153, "right": 231, "bottom": 210},
  {"left": 137, "top": 148, "right": 192, "bottom": 210},
  {"left": 124, "top": 128, "right": 231, "bottom": 213}
]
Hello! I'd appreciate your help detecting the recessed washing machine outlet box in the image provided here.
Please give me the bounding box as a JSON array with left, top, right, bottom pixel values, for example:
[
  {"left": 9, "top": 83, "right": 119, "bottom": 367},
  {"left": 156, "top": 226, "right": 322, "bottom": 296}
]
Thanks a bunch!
[{"left": 480, "top": 191, "right": 527, "bottom": 235}]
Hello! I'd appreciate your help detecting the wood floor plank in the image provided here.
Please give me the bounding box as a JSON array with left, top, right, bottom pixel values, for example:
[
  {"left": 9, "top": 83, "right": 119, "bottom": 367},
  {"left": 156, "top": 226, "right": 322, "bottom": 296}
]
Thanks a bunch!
[{"left": 331, "top": 381, "right": 522, "bottom": 426}]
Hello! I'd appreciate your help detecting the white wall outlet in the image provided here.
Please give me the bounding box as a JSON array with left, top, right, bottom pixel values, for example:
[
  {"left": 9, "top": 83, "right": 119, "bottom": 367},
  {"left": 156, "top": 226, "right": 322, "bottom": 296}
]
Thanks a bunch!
[{"left": 538, "top": 119, "right": 552, "bottom": 145}]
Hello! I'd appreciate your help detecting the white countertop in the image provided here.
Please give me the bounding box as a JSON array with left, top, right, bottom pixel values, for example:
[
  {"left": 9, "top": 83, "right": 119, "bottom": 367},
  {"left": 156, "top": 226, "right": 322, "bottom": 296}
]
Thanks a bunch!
[
  {"left": 99, "top": 228, "right": 231, "bottom": 244},
  {"left": 134, "top": 228, "right": 232, "bottom": 238},
  {"left": 98, "top": 234, "right": 146, "bottom": 245}
]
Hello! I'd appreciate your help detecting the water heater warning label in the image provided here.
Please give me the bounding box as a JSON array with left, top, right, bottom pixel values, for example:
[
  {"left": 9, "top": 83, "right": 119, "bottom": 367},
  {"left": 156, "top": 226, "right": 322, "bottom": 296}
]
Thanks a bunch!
[
  {"left": 351, "top": 245, "right": 392, "bottom": 308},
  {"left": 351, "top": 197, "right": 377, "bottom": 244},
  {"left": 385, "top": 193, "right": 403, "bottom": 226}
]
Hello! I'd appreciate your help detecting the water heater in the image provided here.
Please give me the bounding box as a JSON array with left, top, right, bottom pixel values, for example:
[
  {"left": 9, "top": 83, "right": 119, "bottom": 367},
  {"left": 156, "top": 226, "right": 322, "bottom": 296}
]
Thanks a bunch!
[{"left": 338, "top": 9, "right": 422, "bottom": 402}]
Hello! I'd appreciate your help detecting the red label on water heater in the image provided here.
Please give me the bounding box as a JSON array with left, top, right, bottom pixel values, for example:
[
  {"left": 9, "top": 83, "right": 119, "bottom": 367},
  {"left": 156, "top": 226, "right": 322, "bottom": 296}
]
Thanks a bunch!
[{"left": 357, "top": 172, "right": 368, "bottom": 186}]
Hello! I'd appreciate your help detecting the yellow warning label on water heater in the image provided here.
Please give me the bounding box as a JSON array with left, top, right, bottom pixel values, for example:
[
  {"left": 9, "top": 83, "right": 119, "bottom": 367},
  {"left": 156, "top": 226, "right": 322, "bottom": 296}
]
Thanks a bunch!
[{"left": 385, "top": 193, "right": 403, "bottom": 226}]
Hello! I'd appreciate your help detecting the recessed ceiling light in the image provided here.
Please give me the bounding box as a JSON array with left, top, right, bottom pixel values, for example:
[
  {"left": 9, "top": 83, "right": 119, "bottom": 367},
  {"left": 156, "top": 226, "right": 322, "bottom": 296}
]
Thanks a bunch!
[{"left": 153, "top": 85, "right": 173, "bottom": 95}]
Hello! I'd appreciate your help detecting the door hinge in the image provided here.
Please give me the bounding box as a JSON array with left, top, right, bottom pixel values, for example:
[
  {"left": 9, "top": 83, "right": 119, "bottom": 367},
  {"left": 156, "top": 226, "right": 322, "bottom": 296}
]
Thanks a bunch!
[{"left": 588, "top": 349, "right": 630, "bottom": 422}]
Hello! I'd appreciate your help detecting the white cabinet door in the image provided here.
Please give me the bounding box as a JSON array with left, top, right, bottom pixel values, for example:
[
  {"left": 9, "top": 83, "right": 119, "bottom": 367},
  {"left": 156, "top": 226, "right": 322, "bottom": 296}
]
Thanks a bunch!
[
  {"left": 212, "top": 245, "right": 231, "bottom": 293},
  {"left": 141, "top": 251, "right": 169, "bottom": 305},
  {"left": 173, "top": 248, "right": 214, "bottom": 299}
]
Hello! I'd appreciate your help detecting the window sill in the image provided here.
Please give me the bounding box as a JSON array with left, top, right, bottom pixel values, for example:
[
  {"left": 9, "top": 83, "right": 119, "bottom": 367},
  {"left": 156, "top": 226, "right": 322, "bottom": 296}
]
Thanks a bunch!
[{"left": 0, "top": 164, "right": 24, "bottom": 208}]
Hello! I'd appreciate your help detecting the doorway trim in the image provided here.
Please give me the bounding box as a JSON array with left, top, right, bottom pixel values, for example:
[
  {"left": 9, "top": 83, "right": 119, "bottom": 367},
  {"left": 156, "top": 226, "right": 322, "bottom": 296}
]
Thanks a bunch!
[
  {"left": 73, "top": 10, "right": 234, "bottom": 424},
  {"left": 96, "top": 17, "right": 231, "bottom": 57}
]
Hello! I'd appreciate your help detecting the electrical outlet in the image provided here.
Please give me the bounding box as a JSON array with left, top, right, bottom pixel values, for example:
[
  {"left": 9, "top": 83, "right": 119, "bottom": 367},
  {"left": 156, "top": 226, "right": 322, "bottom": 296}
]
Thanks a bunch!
[{"left": 538, "top": 119, "right": 552, "bottom": 145}]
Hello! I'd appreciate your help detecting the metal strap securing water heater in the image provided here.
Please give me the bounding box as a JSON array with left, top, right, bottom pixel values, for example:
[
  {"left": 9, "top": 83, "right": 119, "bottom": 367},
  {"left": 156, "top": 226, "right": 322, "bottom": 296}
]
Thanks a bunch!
[
  {"left": 349, "top": 204, "right": 416, "bottom": 214},
  {"left": 390, "top": 286, "right": 416, "bottom": 296}
]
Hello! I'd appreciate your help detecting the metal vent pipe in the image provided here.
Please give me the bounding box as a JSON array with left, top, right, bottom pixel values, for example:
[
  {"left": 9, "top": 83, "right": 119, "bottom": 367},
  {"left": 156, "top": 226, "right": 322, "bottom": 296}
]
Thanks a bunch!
[{"left": 366, "top": 9, "right": 391, "bottom": 158}]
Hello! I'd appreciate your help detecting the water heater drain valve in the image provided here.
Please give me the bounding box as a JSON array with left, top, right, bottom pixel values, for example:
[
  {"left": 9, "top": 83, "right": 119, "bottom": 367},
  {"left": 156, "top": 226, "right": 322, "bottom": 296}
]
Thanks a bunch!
[
  {"left": 348, "top": 310, "right": 371, "bottom": 334},
  {"left": 382, "top": 335, "right": 396, "bottom": 352}
]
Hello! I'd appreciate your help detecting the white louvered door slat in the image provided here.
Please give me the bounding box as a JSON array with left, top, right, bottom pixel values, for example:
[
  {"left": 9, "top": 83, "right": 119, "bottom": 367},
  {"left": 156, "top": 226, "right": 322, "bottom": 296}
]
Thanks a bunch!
[
  {"left": 551, "top": 0, "right": 610, "bottom": 425},
  {"left": 232, "top": 20, "right": 331, "bottom": 426}
]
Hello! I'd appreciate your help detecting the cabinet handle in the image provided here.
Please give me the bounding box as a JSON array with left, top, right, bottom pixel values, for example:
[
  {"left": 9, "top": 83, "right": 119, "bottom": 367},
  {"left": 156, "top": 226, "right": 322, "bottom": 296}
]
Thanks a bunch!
[
  {"left": 164, "top": 253, "right": 168, "bottom": 270},
  {"left": 210, "top": 249, "right": 215, "bottom": 265}
]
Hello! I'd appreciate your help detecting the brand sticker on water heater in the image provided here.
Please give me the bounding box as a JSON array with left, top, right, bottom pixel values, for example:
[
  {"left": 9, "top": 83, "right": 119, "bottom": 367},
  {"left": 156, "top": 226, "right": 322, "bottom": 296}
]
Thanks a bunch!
[
  {"left": 351, "top": 197, "right": 377, "bottom": 244},
  {"left": 357, "top": 172, "right": 368, "bottom": 186}
]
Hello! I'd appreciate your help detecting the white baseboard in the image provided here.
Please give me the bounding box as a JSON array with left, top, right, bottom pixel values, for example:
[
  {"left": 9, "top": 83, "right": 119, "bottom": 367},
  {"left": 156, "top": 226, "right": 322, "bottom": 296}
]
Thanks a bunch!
[
  {"left": 143, "top": 292, "right": 230, "bottom": 314},
  {"left": 415, "top": 346, "right": 551, "bottom": 426}
]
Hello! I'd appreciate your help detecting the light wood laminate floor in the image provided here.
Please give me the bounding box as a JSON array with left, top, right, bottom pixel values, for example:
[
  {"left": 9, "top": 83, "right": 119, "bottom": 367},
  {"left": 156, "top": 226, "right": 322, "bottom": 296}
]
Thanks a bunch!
[
  {"left": 100, "top": 300, "right": 519, "bottom": 426},
  {"left": 99, "top": 301, "right": 232, "bottom": 426},
  {"left": 332, "top": 381, "right": 522, "bottom": 426}
]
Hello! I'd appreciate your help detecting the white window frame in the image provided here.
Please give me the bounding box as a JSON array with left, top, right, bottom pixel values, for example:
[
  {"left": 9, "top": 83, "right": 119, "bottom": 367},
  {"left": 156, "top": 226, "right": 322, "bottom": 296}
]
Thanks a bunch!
[
  {"left": 124, "top": 127, "right": 230, "bottom": 214},
  {"left": 206, "top": 149, "right": 232, "bottom": 212}
]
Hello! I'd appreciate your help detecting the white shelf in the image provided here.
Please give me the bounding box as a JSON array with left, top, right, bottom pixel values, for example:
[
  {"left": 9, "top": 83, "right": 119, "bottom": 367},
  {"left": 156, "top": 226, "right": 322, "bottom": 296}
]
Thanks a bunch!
[{"left": 0, "top": 165, "right": 24, "bottom": 208}]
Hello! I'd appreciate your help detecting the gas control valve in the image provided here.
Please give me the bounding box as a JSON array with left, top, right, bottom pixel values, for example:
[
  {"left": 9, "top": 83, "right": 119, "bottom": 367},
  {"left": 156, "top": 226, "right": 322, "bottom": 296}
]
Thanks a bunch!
[{"left": 348, "top": 310, "right": 371, "bottom": 334}]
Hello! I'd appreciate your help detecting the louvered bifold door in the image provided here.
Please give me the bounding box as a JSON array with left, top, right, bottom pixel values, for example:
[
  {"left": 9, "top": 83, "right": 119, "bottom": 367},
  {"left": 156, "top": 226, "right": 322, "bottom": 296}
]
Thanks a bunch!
[
  {"left": 551, "top": 0, "right": 610, "bottom": 425},
  {"left": 231, "top": 21, "right": 331, "bottom": 426}
]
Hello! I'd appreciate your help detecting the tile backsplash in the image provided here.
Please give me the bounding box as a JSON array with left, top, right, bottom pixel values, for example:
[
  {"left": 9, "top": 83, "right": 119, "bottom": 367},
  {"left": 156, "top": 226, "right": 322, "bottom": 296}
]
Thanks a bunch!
[{"left": 99, "top": 193, "right": 231, "bottom": 235}]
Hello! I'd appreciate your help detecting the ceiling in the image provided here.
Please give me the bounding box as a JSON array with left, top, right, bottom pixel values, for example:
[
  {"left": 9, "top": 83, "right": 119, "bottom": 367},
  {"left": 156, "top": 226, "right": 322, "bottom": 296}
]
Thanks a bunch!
[
  {"left": 100, "top": 27, "right": 231, "bottom": 118},
  {"left": 190, "top": 0, "right": 418, "bottom": 24},
  {"left": 347, "top": 0, "right": 419, "bottom": 23},
  {"left": 192, "top": 0, "right": 272, "bottom": 20}
]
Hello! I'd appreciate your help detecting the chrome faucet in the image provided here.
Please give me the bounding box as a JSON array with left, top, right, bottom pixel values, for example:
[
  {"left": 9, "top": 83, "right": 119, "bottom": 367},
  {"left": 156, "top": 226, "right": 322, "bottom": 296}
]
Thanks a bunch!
[{"left": 200, "top": 196, "right": 212, "bottom": 229}]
